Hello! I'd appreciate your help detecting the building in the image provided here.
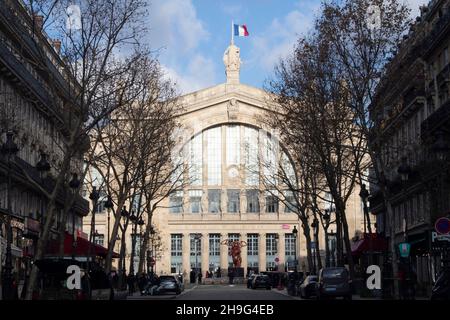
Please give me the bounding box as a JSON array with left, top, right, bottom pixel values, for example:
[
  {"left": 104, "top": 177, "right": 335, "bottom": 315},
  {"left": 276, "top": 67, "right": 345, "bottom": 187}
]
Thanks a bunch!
[
  {"left": 369, "top": 0, "right": 450, "bottom": 295},
  {"left": 0, "top": 0, "right": 88, "bottom": 296},
  {"left": 149, "top": 43, "right": 369, "bottom": 278},
  {"left": 84, "top": 43, "right": 370, "bottom": 280}
]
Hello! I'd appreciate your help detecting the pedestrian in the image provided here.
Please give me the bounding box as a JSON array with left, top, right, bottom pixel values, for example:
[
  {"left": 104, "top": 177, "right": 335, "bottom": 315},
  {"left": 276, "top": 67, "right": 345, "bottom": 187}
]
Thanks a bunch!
[
  {"left": 127, "top": 273, "right": 135, "bottom": 295},
  {"left": 198, "top": 271, "right": 202, "bottom": 284}
]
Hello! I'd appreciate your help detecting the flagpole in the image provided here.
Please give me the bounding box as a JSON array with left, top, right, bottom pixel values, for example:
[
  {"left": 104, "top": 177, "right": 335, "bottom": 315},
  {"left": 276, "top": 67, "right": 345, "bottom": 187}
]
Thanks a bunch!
[{"left": 231, "top": 20, "right": 234, "bottom": 45}]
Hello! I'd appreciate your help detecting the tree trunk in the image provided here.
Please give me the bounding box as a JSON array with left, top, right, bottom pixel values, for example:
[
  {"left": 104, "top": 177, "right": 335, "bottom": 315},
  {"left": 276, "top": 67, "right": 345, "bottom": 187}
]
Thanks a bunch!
[
  {"left": 338, "top": 200, "right": 355, "bottom": 281},
  {"left": 25, "top": 151, "right": 72, "bottom": 300},
  {"left": 105, "top": 198, "right": 127, "bottom": 273},
  {"left": 314, "top": 225, "right": 323, "bottom": 271},
  {"left": 299, "top": 216, "right": 314, "bottom": 273},
  {"left": 324, "top": 228, "right": 330, "bottom": 267}
]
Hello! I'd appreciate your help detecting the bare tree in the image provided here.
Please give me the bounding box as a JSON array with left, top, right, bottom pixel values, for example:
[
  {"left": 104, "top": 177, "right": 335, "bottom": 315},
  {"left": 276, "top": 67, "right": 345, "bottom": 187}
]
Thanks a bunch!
[
  {"left": 266, "top": 27, "right": 368, "bottom": 279},
  {"left": 316, "top": 0, "right": 411, "bottom": 296},
  {"left": 9, "top": 0, "right": 149, "bottom": 299}
]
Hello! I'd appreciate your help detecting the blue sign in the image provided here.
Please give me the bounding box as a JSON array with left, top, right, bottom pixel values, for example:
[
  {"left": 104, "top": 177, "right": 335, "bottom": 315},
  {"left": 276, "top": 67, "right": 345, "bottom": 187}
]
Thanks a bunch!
[{"left": 398, "top": 243, "right": 410, "bottom": 258}]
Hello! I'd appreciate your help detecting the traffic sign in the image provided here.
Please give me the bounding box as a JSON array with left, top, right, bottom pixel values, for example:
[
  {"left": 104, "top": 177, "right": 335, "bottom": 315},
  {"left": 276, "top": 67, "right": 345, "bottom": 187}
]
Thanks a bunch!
[
  {"left": 435, "top": 217, "right": 450, "bottom": 235},
  {"left": 274, "top": 257, "right": 279, "bottom": 263},
  {"left": 149, "top": 257, "right": 156, "bottom": 266},
  {"left": 310, "top": 241, "right": 316, "bottom": 249},
  {"left": 398, "top": 242, "right": 410, "bottom": 258}
]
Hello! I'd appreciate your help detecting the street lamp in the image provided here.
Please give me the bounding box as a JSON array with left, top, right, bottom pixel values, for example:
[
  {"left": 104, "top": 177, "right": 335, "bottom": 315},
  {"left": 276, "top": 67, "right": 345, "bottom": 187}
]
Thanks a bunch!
[
  {"left": 104, "top": 195, "right": 114, "bottom": 245},
  {"left": 323, "top": 210, "right": 331, "bottom": 267},
  {"left": 1, "top": 132, "right": 19, "bottom": 300},
  {"left": 359, "top": 184, "right": 370, "bottom": 235},
  {"left": 194, "top": 234, "right": 202, "bottom": 284},
  {"left": 88, "top": 186, "right": 100, "bottom": 270},
  {"left": 68, "top": 173, "right": 80, "bottom": 260},
  {"left": 292, "top": 226, "right": 298, "bottom": 272}
]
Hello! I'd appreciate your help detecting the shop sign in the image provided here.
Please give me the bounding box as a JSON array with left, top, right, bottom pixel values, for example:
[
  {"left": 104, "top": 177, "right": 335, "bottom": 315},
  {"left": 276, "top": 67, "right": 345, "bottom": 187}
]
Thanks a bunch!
[
  {"left": 398, "top": 242, "right": 410, "bottom": 258},
  {"left": 11, "top": 220, "right": 25, "bottom": 231},
  {"left": 431, "top": 231, "right": 450, "bottom": 244}
]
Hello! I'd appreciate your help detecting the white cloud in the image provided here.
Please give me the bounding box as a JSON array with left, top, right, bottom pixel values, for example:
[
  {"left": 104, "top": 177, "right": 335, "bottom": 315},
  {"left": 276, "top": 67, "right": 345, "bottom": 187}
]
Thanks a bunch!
[
  {"left": 250, "top": 3, "right": 320, "bottom": 72},
  {"left": 146, "top": 0, "right": 209, "bottom": 55},
  {"left": 162, "top": 54, "right": 217, "bottom": 94},
  {"left": 221, "top": 3, "right": 243, "bottom": 16}
]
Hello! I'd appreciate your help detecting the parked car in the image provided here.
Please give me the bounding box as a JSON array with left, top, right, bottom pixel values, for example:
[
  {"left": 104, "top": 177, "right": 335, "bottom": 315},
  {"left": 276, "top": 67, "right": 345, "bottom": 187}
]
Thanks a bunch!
[
  {"left": 316, "top": 267, "right": 352, "bottom": 300},
  {"left": 247, "top": 274, "right": 257, "bottom": 288},
  {"left": 251, "top": 275, "right": 271, "bottom": 290},
  {"left": 298, "top": 275, "right": 318, "bottom": 299},
  {"left": 154, "top": 275, "right": 182, "bottom": 295},
  {"left": 431, "top": 267, "right": 450, "bottom": 300}
]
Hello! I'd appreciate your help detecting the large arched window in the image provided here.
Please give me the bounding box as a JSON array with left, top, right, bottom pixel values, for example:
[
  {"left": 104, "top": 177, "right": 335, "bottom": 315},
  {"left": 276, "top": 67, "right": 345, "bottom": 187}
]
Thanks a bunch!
[{"left": 173, "top": 124, "right": 295, "bottom": 215}]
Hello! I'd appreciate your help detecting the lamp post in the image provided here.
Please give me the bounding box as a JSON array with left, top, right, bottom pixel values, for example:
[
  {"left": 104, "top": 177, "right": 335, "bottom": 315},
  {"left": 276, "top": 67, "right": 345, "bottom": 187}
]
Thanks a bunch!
[
  {"left": 119, "top": 206, "right": 129, "bottom": 278},
  {"left": 311, "top": 218, "right": 319, "bottom": 275},
  {"left": 292, "top": 226, "right": 298, "bottom": 272},
  {"left": 104, "top": 195, "right": 114, "bottom": 246},
  {"left": 359, "top": 184, "right": 370, "bottom": 235},
  {"left": 68, "top": 173, "right": 80, "bottom": 260},
  {"left": 194, "top": 234, "right": 202, "bottom": 284},
  {"left": 88, "top": 186, "right": 100, "bottom": 271},
  {"left": 129, "top": 210, "right": 139, "bottom": 276},
  {"left": 149, "top": 225, "right": 155, "bottom": 274},
  {"left": 1, "top": 132, "right": 18, "bottom": 300}
]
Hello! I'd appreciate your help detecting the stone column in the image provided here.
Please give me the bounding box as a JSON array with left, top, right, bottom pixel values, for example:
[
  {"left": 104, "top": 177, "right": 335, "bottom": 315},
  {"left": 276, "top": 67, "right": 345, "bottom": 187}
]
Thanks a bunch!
[
  {"left": 278, "top": 233, "right": 286, "bottom": 271},
  {"left": 182, "top": 233, "right": 191, "bottom": 276},
  {"left": 220, "top": 233, "right": 229, "bottom": 271},
  {"left": 241, "top": 233, "right": 248, "bottom": 273},
  {"left": 240, "top": 189, "right": 247, "bottom": 214},
  {"left": 258, "top": 233, "right": 266, "bottom": 272},
  {"left": 201, "top": 233, "right": 209, "bottom": 280}
]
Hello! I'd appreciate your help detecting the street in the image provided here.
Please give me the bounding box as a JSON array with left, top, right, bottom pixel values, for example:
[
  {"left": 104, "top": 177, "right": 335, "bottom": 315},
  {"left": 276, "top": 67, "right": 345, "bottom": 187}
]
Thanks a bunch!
[{"left": 128, "top": 284, "right": 297, "bottom": 300}]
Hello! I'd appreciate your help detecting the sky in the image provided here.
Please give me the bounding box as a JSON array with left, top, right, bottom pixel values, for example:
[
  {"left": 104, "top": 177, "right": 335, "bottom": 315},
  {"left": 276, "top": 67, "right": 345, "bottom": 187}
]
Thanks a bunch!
[{"left": 145, "top": 0, "right": 429, "bottom": 95}]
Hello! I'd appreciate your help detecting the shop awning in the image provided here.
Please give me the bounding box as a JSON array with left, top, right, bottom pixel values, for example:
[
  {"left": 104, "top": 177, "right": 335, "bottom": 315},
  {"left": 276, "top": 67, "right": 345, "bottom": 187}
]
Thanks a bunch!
[
  {"left": 45, "top": 232, "right": 119, "bottom": 258},
  {"left": 351, "top": 234, "right": 388, "bottom": 256}
]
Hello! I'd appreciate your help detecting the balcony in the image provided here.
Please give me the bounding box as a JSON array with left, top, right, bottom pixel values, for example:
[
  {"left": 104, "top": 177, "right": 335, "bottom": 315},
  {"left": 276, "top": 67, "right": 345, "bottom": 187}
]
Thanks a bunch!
[
  {"left": 421, "top": 100, "right": 450, "bottom": 137},
  {"left": 423, "top": 6, "right": 450, "bottom": 57}
]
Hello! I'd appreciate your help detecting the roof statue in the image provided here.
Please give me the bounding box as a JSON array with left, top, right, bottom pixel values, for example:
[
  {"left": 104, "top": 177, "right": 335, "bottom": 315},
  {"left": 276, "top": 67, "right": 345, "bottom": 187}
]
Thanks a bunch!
[{"left": 223, "top": 44, "right": 241, "bottom": 84}]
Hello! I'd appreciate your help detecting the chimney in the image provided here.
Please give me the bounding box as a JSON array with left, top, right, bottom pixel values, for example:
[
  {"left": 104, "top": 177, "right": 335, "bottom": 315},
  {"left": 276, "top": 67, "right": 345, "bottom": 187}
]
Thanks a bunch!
[
  {"left": 52, "top": 39, "right": 61, "bottom": 54},
  {"left": 33, "top": 15, "right": 44, "bottom": 31}
]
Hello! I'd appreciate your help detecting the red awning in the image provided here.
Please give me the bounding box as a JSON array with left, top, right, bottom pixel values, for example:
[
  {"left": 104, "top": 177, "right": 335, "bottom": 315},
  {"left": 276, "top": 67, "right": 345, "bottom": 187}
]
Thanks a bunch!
[
  {"left": 351, "top": 234, "right": 387, "bottom": 256},
  {"left": 46, "top": 232, "right": 119, "bottom": 258}
]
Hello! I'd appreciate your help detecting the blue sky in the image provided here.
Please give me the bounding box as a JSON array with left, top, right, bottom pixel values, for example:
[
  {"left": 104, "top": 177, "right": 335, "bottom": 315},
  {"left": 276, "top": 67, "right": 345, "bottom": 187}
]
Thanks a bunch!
[{"left": 145, "top": 0, "right": 428, "bottom": 94}]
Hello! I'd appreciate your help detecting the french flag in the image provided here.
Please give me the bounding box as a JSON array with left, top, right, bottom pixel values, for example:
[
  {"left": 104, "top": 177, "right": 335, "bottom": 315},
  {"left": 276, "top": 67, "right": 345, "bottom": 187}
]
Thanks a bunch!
[{"left": 234, "top": 24, "right": 249, "bottom": 37}]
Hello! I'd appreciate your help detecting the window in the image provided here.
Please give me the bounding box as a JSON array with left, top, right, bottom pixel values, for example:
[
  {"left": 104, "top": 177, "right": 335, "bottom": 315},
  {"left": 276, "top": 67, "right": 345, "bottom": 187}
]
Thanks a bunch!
[
  {"left": 189, "top": 132, "right": 203, "bottom": 186},
  {"left": 208, "top": 189, "right": 221, "bottom": 213},
  {"left": 246, "top": 190, "right": 260, "bottom": 213},
  {"left": 285, "top": 234, "right": 295, "bottom": 256},
  {"left": 209, "top": 234, "right": 220, "bottom": 256},
  {"left": 265, "top": 193, "right": 278, "bottom": 213},
  {"left": 266, "top": 261, "right": 276, "bottom": 271},
  {"left": 171, "top": 234, "right": 182, "bottom": 256},
  {"left": 131, "top": 193, "right": 142, "bottom": 213},
  {"left": 207, "top": 127, "right": 222, "bottom": 185},
  {"left": 94, "top": 234, "right": 104, "bottom": 246},
  {"left": 247, "top": 234, "right": 258, "bottom": 256},
  {"left": 189, "top": 190, "right": 202, "bottom": 213},
  {"left": 131, "top": 233, "right": 141, "bottom": 256},
  {"left": 190, "top": 234, "right": 202, "bottom": 256},
  {"left": 244, "top": 126, "right": 259, "bottom": 185},
  {"left": 169, "top": 191, "right": 183, "bottom": 214},
  {"left": 266, "top": 234, "right": 278, "bottom": 256},
  {"left": 227, "top": 189, "right": 240, "bottom": 213},
  {"left": 226, "top": 125, "right": 240, "bottom": 165},
  {"left": 284, "top": 190, "right": 295, "bottom": 213}
]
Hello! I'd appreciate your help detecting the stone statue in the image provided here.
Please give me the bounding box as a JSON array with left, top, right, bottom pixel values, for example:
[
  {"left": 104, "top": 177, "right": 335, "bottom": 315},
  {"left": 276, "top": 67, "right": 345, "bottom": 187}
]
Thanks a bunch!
[
  {"left": 223, "top": 44, "right": 241, "bottom": 71},
  {"left": 223, "top": 44, "right": 241, "bottom": 84}
]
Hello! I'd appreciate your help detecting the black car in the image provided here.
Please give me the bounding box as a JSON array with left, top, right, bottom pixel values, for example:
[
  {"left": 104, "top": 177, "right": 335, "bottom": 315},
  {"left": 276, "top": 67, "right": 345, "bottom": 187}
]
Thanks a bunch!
[
  {"left": 298, "top": 275, "right": 318, "bottom": 299},
  {"left": 431, "top": 267, "right": 450, "bottom": 300},
  {"left": 154, "top": 275, "right": 182, "bottom": 295},
  {"left": 251, "top": 275, "right": 271, "bottom": 290},
  {"left": 317, "top": 267, "right": 352, "bottom": 300}
]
